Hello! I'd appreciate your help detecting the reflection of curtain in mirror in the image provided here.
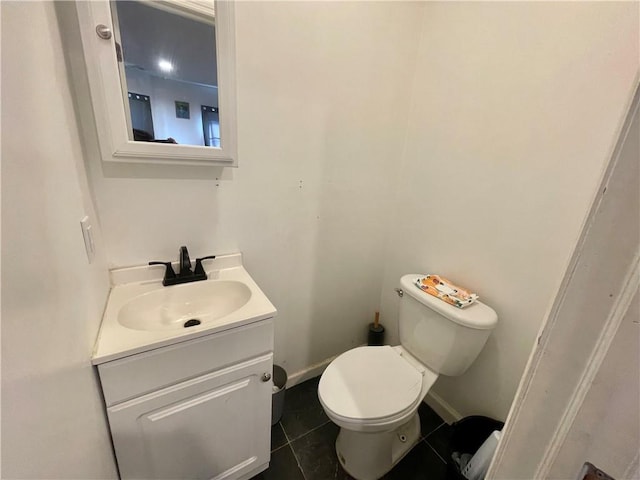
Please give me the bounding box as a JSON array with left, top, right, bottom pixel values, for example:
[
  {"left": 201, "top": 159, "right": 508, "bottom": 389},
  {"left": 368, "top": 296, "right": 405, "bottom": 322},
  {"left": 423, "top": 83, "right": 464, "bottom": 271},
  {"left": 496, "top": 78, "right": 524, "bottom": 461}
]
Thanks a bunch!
[
  {"left": 201, "top": 105, "right": 220, "bottom": 147},
  {"left": 128, "top": 92, "right": 155, "bottom": 138}
]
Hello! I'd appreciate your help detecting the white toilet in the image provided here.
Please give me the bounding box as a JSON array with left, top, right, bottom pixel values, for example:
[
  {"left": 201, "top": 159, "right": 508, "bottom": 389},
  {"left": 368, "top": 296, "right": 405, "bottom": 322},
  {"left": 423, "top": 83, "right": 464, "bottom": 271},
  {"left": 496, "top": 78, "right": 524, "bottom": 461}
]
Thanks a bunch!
[{"left": 318, "top": 274, "right": 498, "bottom": 480}]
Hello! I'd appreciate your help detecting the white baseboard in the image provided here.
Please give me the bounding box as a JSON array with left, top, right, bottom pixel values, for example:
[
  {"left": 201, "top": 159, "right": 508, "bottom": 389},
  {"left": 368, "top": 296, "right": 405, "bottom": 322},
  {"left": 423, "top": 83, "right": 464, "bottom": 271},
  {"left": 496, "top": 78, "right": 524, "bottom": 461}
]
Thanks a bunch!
[
  {"left": 285, "top": 354, "right": 339, "bottom": 388},
  {"left": 424, "top": 390, "right": 462, "bottom": 425}
]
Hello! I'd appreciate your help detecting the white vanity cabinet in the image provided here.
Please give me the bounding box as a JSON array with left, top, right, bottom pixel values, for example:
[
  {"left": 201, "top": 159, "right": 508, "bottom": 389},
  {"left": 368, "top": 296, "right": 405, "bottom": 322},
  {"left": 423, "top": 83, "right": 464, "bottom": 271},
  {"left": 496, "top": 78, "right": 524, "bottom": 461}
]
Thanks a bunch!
[{"left": 97, "top": 319, "right": 274, "bottom": 480}]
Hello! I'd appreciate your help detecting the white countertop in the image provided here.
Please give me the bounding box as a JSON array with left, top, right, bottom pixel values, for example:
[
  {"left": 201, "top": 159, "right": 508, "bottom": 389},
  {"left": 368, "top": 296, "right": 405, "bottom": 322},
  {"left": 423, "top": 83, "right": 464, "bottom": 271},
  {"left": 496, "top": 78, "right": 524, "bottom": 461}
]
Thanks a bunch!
[{"left": 92, "top": 253, "right": 277, "bottom": 365}]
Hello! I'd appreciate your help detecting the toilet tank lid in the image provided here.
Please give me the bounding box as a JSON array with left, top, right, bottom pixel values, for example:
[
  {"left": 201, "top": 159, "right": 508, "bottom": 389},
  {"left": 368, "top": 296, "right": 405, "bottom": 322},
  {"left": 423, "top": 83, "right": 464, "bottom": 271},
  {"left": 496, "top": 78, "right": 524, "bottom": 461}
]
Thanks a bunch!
[{"left": 400, "top": 274, "right": 498, "bottom": 330}]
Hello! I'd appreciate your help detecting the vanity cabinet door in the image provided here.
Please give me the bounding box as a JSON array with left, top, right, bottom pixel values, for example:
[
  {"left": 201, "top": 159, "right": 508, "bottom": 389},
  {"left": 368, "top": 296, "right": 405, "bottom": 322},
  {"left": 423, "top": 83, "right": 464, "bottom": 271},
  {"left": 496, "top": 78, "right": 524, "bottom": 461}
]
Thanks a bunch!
[{"left": 107, "top": 354, "right": 272, "bottom": 480}]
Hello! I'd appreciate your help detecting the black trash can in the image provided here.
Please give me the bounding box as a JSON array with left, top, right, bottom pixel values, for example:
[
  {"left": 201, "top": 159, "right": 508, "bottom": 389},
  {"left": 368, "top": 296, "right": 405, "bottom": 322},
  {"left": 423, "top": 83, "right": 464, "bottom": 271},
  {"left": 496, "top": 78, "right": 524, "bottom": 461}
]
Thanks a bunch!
[
  {"left": 271, "top": 365, "right": 287, "bottom": 425},
  {"left": 445, "top": 416, "right": 505, "bottom": 480}
]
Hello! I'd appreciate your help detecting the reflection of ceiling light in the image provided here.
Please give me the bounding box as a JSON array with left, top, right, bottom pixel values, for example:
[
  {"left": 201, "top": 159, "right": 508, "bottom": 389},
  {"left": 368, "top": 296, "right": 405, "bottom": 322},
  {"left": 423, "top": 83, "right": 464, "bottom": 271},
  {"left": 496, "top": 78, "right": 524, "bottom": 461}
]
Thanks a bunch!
[{"left": 158, "top": 59, "right": 173, "bottom": 72}]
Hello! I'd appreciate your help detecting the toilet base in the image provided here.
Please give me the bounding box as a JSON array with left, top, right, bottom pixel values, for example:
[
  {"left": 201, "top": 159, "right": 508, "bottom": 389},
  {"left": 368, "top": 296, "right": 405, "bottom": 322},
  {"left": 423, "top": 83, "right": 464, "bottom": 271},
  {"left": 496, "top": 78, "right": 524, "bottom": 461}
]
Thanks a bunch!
[{"left": 335, "top": 413, "right": 421, "bottom": 480}]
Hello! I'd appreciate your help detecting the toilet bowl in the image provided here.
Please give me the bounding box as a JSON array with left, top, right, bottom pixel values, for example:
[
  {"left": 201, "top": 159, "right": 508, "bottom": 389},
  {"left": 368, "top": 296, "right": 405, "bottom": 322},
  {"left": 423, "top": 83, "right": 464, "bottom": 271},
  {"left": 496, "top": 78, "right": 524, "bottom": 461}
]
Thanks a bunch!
[
  {"left": 318, "top": 345, "right": 438, "bottom": 480},
  {"left": 318, "top": 274, "right": 498, "bottom": 480}
]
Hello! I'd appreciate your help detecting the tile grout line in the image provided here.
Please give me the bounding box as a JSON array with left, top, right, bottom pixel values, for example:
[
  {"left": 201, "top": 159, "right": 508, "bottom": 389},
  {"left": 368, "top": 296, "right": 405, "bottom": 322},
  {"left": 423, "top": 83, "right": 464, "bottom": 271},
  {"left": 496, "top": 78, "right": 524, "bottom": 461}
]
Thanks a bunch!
[
  {"left": 286, "top": 418, "right": 332, "bottom": 444},
  {"left": 423, "top": 429, "right": 448, "bottom": 464},
  {"left": 279, "top": 421, "right": 308, "bottom": 480},
  {"left": 287, "top": 441, "right": 308, "bottom": 480},
  {"left": 276, "top": 378, "right": 325, "bottom": 480},
  {"left": 420, "top": 420, "right": 445, "bottom": 441},
  {"left": 279, "top": 421, "right": 293, "bottom": 444},
  {"left": 270, "top": 422, "right": 292, "bottom": 454},
  {"left": 281, "top": 418, "right": 331, "bottom": 480},
  {"left": 425, "top": 440, "right": 448, "bottom": 465},
  {"left": 270, "top": 443, "right": 289, "bottom": 454}
]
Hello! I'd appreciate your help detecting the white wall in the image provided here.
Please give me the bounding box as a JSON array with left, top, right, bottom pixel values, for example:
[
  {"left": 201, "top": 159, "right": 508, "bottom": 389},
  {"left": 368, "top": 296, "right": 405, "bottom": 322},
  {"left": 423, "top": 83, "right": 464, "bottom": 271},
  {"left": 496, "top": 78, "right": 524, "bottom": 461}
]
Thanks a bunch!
[
  {"left": 125, "top": 67, "right": 218, "bottom": 145},
  {"left": 379, "top": 1, "right": 639, "bottom": 421},
  {"left": 1, "top": 2, "right": 118, "bottom": 478},
  {"left": 85, "top": 1, "right": 425, "bottom": 378}
]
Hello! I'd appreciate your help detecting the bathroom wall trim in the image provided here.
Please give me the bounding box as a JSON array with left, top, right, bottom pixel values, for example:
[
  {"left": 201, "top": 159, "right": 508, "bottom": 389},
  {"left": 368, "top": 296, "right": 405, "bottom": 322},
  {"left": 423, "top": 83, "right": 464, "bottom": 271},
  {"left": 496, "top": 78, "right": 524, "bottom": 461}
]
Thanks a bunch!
[
  {"left": 424, "top": 391, "right": 462, "bottom": 425},
  {"left": 286, "top": 354, "right": 339, "bottom": 389}
]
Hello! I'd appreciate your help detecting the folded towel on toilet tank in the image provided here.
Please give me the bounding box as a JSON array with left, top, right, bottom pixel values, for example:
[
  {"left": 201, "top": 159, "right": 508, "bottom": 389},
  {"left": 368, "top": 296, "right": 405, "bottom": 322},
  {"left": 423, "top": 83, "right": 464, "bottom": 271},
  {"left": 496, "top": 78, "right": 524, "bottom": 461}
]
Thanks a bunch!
[{"left": 414, "top": 274, "right": 479, "bottom": 308}]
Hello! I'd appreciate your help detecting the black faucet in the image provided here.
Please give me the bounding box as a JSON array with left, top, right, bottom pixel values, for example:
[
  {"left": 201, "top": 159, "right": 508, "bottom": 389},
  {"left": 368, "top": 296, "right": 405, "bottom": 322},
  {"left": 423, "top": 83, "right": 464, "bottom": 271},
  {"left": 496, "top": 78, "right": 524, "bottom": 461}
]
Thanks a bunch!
[
  {"left": 179, "top": 246, "right": 192, "bottom": 276},
  {"left": 149, "top": 246, "right": 216, "bottom": 286}
]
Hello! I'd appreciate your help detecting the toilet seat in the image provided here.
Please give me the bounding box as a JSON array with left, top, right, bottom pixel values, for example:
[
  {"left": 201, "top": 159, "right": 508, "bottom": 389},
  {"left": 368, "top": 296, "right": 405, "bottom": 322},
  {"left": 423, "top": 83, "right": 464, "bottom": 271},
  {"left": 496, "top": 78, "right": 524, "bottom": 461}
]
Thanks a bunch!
[{"left": 318, "top": 346, "right": 424, "bottom": 424}]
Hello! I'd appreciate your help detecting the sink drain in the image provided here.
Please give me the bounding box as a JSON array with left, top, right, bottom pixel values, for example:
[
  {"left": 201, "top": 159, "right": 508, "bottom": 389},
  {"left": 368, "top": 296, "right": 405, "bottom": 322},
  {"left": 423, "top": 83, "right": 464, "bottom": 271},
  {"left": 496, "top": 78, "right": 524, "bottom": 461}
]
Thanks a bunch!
[{"left": 183, "top": 319, "right": 201, "bottom": 328}]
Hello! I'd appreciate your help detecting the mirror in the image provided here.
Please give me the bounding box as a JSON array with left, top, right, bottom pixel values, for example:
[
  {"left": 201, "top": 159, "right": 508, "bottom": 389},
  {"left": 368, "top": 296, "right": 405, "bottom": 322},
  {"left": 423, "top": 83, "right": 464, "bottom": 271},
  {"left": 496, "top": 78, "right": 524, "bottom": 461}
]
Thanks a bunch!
[
  {"left": 69, "top": 0, "right": 237, "bottom": 166},
  {"left": 112, "top": 1, "right": 220, "bottom": 147}
]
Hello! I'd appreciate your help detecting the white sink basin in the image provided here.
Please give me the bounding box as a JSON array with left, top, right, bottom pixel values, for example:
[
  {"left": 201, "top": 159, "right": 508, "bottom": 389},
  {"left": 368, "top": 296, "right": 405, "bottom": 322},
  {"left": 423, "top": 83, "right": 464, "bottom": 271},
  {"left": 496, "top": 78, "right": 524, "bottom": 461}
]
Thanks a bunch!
[
  {"left": 118, "top": 280, "right": 252, "bottom": 331},
  {"left": 92, "top": 253, "right": 277, "bottom": 365}
]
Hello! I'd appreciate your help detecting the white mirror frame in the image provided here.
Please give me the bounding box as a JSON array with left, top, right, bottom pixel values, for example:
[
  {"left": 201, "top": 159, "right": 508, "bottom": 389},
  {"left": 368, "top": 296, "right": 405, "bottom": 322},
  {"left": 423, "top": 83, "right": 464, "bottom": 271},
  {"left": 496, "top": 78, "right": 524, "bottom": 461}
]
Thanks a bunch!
[{"left": 75, "top": 0, "right": 237, "bottom": 167}]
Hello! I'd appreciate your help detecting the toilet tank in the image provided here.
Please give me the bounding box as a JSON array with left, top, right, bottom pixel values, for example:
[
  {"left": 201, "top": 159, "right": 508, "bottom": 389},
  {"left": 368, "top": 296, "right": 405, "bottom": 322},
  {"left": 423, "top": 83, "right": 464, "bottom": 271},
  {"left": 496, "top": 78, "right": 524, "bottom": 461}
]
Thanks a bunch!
[{"left": 398, "top": 274, "right": 498, "bottom": 377}]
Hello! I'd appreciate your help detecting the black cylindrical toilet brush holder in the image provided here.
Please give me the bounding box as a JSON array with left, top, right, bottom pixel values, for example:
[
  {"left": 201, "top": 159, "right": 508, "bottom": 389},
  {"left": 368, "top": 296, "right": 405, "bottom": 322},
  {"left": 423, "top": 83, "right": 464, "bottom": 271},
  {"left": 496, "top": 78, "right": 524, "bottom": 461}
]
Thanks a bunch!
[{"left": 368, "top": 311, "right": 385, "bottom": 346}]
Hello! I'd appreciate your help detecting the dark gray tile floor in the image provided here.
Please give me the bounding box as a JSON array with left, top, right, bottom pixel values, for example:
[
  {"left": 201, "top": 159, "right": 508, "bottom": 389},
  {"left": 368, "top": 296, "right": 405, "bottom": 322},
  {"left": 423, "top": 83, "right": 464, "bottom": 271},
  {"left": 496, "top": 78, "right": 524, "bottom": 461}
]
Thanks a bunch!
[{"left": 251, "top": 376, "right": 452, "bottom": 480}]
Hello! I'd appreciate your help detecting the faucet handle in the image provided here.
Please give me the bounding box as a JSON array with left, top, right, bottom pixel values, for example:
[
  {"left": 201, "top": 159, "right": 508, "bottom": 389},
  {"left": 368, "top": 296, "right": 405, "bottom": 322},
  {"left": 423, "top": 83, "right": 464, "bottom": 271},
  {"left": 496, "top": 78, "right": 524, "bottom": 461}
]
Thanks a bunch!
[
  {"left": 194, "top": 255, "right": 216, "bottom": 276},
  {"left": 149, "top": 261, "right": 176, "bottom": 284}
]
